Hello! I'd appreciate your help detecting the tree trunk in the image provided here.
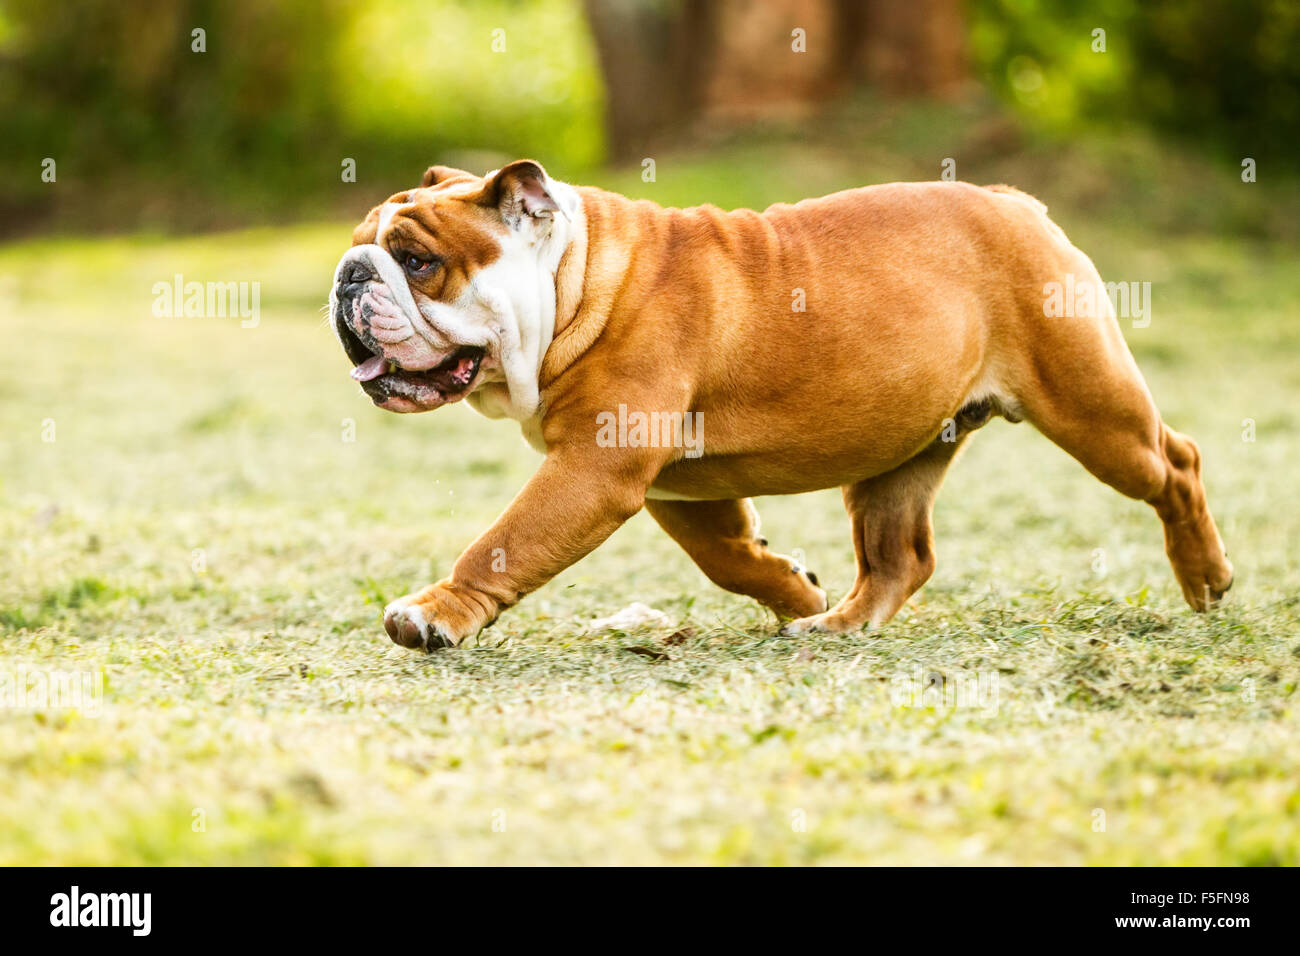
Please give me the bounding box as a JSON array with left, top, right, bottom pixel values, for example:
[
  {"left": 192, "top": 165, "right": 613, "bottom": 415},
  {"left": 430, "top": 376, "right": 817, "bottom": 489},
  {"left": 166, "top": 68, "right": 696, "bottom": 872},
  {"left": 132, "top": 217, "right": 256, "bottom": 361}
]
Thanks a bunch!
[
  {"left": 582, "top": 0, "right": 968, "bottom": 160},
  {"left": 849, "top": 0, "right": 968, "bottom": 96},
  {"left": 581, "top": 0, "right": 719, "bottom": 161}
]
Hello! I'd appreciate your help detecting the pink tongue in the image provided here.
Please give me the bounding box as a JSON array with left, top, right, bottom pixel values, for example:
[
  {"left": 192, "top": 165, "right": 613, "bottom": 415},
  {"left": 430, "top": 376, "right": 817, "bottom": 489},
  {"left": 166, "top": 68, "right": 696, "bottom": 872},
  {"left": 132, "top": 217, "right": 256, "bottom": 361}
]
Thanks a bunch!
[
  {"left": 351, "top": 355, "right": 389, "bottom": 382},
  {"left": 451, "top": 356, "right": 476, "bottom": 385}
]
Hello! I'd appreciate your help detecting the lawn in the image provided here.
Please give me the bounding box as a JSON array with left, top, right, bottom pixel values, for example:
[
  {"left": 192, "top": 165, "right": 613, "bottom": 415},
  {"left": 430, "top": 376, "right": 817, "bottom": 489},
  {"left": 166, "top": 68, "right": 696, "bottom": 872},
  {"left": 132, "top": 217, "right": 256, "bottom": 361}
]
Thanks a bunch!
[{"left": 2, "top": 116, "right": 1298, "bottom": 864}]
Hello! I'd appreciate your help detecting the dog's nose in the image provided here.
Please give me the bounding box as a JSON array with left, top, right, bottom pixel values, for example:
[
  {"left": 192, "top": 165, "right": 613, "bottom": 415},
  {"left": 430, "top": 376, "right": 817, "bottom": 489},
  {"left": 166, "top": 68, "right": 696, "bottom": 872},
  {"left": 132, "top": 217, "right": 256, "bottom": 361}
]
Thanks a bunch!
[{"left": 339, "top": 260, "right": 373, "bottom": 286}]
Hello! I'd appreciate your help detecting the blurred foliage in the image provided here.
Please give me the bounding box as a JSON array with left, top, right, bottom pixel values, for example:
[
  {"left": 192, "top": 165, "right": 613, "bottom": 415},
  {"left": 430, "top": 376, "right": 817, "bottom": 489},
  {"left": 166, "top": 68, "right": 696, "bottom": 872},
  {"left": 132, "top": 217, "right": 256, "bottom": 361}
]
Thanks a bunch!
[
  {"left": 0, "top": 0, "right": 603, "bottom": 232},
  {"left": 970, "top": 0, "right": 1300, "bottom": 162},
  {"left": 0, "top": 0, "right": 1294, "bottom": 235}
]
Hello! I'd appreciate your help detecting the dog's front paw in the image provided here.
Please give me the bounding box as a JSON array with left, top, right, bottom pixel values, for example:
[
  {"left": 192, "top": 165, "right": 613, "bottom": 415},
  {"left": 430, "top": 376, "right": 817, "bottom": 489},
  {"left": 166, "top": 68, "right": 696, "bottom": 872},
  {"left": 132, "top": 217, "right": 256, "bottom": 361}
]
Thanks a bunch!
[
  {"left": 383, "top": 599, "right": 454, "bottom": 651},
  {"left": 382, "top": 581, "right": 493, "bottom": 652}
]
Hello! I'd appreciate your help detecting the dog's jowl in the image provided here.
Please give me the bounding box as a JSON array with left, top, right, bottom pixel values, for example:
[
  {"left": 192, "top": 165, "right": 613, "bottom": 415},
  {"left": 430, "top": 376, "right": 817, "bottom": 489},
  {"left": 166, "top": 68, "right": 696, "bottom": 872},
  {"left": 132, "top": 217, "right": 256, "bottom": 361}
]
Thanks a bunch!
[{"left": 328, "top": 161, "right": 1234, "bottom": 652}]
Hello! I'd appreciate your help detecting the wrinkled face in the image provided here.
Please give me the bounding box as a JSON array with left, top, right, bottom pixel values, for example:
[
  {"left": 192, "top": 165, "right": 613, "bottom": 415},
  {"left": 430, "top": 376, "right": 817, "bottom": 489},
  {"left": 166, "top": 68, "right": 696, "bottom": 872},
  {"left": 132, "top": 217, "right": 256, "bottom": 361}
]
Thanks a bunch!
[{"left": 329, "top": 161, "right": 576, "bottom": 415}]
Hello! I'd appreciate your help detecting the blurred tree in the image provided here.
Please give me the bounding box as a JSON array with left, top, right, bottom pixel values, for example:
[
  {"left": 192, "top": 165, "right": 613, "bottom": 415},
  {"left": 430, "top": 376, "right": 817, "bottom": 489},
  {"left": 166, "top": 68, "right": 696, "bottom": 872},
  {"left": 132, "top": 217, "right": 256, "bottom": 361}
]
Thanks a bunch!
[
  {"left": 0, "top": 0, "right": 351, "bottom": 230},
  {"left": 969, "top": 0, "right": 1299, "bottom": 163},
  {"left": 0, "top": 0, "right": 604, "bottom": 234},
  {"left": 582, "top": 0, "right": 969, "bottom": 158},
  {"left": 580, "top": 0, "right": 717, "bottom": 160},
  {"left": 848, "top": 0, "right": 968, "bottom": 96}
]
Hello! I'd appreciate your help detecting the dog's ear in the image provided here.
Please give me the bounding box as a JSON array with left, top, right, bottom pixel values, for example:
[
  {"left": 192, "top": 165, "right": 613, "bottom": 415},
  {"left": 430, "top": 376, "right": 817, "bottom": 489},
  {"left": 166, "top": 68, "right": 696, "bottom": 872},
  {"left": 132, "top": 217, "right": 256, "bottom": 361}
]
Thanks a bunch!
[
  {"left": 479, "top": 159, "right": 562, "bottom": 227},
  {"left": 420, "top": 164, "right": 474, "bottom": 188}
]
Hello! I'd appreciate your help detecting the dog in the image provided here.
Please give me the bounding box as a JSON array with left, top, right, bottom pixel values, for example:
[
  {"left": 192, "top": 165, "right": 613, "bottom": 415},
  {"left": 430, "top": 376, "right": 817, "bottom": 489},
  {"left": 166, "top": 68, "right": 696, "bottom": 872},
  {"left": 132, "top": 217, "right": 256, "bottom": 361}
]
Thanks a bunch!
[{"left": 328, "top": 160, "right": 1234, "bottom": 651}]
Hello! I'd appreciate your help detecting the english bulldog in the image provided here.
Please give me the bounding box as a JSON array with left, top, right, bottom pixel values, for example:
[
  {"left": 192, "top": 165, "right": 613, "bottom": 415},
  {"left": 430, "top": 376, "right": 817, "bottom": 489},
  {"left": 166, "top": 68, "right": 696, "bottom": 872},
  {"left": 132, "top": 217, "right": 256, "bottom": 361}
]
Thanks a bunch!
[{"left": 329, "top": 160, "right": 1233, "bottom": 652}]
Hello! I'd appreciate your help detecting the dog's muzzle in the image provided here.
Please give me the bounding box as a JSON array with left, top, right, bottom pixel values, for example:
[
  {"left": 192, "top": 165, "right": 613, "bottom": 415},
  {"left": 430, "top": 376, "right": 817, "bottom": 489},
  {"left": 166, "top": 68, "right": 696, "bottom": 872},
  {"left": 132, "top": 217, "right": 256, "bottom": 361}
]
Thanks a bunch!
[{"left": 331, "top": 245, "right": 486, "bottom": 413}]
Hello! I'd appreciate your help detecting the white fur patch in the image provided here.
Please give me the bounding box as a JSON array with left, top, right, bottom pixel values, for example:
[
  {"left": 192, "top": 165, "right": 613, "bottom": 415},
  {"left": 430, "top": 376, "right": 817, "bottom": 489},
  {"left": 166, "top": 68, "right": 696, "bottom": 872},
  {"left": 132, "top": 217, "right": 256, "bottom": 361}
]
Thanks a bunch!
[
  {"left": 357, "top": 242, "right": 440, "bottom": 349},
  {"left": 418, "top": 174, "right": 581, "bottom": 420},
  {"left": 375, "top": 201, "right": 413, "bottom": 242}
]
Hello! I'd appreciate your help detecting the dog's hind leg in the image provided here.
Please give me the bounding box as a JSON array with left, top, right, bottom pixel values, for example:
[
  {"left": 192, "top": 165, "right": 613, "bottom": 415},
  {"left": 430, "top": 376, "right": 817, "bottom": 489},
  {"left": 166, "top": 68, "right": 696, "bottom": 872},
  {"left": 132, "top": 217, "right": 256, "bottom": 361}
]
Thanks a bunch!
[
  {"left": 646, "top": 497, "right": 828, "bottom": 619},
  {"left": 780, "top": 436, "right": 967, "bottom": 636},
  {"left": 1008, "top": 265, "right": 1233, "bottom": 609},
  {"left": 1015, "top": 356, "right": 1234, "bottom": 610}
]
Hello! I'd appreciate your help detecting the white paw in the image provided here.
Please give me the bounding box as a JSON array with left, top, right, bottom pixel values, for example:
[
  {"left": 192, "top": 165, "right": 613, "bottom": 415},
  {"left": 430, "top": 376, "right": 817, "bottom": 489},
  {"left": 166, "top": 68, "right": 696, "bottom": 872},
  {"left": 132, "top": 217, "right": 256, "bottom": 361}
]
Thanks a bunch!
[{"left": 383, "top": 598, "right": 453, "bottom": 651}]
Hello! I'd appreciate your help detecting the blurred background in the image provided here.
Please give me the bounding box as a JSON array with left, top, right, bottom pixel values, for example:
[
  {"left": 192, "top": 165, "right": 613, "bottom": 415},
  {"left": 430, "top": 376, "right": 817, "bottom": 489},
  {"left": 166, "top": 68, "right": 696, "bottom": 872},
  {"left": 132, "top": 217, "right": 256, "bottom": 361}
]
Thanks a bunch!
[{"left": 1, "top": 0, "right": 1297, "bottom": 238}]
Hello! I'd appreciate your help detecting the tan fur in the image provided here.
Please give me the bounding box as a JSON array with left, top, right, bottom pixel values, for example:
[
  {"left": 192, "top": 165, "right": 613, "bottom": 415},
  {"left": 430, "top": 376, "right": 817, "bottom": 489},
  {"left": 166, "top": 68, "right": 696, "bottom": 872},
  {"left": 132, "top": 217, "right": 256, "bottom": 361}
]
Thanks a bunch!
[{"left": 360, "top": 172, "right": 1234, "bottom": 649}]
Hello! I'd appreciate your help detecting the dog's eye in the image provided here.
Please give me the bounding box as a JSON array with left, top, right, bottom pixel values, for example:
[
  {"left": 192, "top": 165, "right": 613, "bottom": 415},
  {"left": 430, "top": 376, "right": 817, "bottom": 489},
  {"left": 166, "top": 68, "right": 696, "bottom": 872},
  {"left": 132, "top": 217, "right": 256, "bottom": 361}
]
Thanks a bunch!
[{"left": 404, "top": 254, "right": 438, "bottom": 275}]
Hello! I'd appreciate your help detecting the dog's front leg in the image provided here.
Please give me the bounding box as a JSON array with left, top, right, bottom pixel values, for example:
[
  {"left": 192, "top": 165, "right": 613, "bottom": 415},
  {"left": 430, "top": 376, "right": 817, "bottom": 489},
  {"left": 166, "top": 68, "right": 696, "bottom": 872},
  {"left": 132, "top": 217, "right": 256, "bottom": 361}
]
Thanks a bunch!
[{"left": 383, "top": 445, "right": 664, "bottom": 651}]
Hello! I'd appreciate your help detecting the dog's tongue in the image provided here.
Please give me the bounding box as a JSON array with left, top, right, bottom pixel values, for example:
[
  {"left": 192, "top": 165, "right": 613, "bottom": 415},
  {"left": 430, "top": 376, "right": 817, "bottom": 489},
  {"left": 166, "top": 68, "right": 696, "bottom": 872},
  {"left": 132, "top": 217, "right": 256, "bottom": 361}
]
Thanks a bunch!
[
  {"left": 351, "top": 355, "right": 389, "bottom": 382},
  {"left": 448, "top": 355, "right": 478, "bottom": 387}
]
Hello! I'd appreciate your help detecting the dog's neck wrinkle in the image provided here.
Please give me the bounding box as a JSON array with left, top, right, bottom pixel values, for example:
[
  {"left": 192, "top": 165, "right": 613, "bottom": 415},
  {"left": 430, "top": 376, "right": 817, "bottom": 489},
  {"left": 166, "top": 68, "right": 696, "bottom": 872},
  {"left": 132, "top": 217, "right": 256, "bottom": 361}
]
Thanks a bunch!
[
  {"left": 550, "top": 213, "right": 585, "bottom": 340},
  {"left": 539, "top": 187, "right": 626, "bottom": 390}
]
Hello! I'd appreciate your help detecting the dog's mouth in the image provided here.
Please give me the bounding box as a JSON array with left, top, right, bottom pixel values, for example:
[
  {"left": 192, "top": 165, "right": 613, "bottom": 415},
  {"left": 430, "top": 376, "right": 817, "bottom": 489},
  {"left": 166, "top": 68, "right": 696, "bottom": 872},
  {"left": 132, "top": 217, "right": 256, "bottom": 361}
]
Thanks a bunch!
[{"left": 349, "top": 345, "right": 486, "bottom": 411}]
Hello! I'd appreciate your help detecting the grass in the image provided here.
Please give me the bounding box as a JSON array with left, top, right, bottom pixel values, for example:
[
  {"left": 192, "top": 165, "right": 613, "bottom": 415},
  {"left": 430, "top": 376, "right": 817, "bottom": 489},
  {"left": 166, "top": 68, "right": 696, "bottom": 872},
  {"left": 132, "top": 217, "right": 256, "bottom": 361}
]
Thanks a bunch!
[{"left": 1, "top": 111, "right": 1299, "bottom": 864}]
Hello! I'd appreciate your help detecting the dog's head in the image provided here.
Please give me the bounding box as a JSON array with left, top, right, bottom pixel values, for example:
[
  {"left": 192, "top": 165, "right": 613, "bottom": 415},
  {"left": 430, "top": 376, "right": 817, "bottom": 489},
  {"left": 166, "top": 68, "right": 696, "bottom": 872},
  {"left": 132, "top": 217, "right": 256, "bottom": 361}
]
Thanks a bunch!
[{"left": 329, "top": 160, "right": 579, "bottom": 416}]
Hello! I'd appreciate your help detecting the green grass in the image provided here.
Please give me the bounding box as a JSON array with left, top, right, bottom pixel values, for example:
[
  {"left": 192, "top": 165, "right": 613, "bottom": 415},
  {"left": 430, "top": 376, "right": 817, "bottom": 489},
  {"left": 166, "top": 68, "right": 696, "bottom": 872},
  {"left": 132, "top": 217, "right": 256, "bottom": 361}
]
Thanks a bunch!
[{"left": 2, "top": 123, "right": 1299, "bottom": 864}]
